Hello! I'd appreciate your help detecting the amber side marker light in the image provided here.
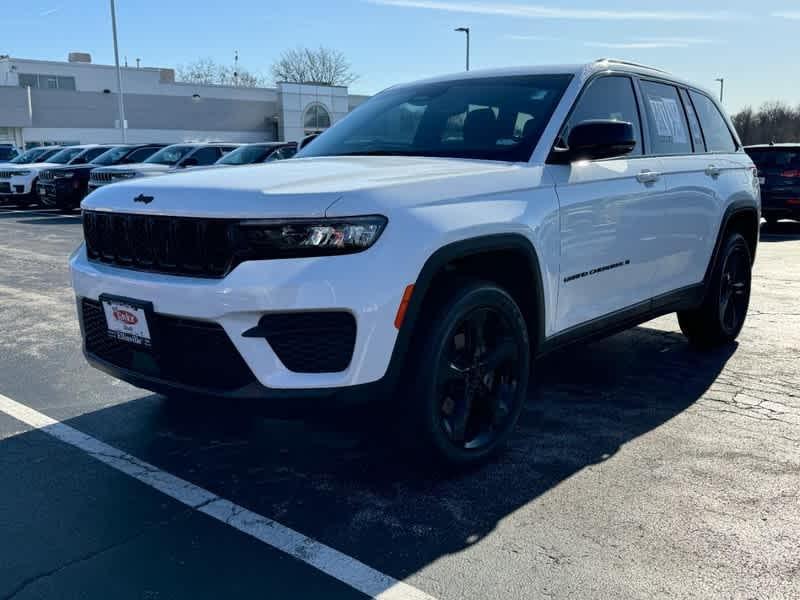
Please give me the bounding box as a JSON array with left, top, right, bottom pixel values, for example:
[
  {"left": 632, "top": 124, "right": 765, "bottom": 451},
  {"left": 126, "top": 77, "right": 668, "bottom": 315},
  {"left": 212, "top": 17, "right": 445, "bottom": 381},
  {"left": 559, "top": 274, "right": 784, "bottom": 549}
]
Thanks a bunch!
[{"left": 394, "top": 284, "right": 415, "bottom": 329}]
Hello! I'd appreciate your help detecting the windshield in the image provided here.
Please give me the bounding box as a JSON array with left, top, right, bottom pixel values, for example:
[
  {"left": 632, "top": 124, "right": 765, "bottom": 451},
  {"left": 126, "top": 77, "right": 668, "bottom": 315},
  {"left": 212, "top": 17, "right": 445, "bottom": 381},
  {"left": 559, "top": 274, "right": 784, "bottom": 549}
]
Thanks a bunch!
[
  {"left": 10, "top": 148, "right": 46, "bottom": 164},
  {"left": 297, "top": 74, "right": 573, "bottom": 162},
  {"left": 216, "top": 145, "right": 274, "bottom": 165},
  {"left": 145, "top": 145, "right": 195, "bottom": 166},
  {"left": 0, "top": 147, "right": 16, "bottom": 161},
  {"left": 91, "top": 146, "right": 132, "bottom": 166},
  {"left": 47, "top": 147, "right": 86, "bottom": 165}
]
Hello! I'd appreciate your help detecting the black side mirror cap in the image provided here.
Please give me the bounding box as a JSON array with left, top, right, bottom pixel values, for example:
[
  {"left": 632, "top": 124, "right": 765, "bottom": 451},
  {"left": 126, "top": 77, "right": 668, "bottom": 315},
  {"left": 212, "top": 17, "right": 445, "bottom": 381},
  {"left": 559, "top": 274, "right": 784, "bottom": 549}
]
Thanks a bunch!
[{"left": 550, "top": 120, "right": 637, "bottom": 164}]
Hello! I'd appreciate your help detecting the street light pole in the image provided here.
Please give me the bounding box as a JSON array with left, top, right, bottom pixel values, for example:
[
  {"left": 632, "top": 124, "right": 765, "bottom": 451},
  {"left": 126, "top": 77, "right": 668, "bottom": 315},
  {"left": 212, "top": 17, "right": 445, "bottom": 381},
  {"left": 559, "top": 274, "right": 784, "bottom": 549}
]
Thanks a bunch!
[
  {"left": 454, "top": 27, "right": 470, "bottom": 71},
  {"left": 110, "top": 0, "right": 127, "bottom": 142},
  {"left": 715, "top": 77, "right": 724, "bottom": 104}
]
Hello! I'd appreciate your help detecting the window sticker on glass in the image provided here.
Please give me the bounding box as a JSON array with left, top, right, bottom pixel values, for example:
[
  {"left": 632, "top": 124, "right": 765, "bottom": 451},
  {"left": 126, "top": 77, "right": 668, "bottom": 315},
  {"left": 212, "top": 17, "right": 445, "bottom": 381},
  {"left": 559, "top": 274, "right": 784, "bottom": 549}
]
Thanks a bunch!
[
  {"left": 662, "top": 98, "right": 688, "bottom": 144},
  {"left": 648, "top": 99, "right": 673, "bottom": 138}
]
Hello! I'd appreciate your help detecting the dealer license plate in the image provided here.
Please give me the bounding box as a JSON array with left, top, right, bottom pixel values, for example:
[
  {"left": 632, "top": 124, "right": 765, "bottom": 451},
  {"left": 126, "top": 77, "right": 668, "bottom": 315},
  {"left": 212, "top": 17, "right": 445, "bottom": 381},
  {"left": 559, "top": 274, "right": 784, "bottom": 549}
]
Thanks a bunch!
[{"left": 101, "top": 297, "right": 152, "bottom": 347}]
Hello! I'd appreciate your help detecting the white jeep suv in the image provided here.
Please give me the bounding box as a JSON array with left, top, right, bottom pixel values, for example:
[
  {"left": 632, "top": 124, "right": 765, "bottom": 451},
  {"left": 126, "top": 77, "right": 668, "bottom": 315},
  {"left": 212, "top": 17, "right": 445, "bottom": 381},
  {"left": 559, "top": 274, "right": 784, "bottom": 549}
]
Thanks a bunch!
[{"left": 71, "top": 60, "right": 759, "bottom": 465}]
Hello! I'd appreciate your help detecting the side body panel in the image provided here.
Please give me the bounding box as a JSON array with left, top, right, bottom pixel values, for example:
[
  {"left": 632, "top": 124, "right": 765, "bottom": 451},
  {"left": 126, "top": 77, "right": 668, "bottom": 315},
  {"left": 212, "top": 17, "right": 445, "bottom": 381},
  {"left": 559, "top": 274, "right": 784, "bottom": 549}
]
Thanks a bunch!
[{"left": 546, "top": 157, "right": 668, "bottom": 332}]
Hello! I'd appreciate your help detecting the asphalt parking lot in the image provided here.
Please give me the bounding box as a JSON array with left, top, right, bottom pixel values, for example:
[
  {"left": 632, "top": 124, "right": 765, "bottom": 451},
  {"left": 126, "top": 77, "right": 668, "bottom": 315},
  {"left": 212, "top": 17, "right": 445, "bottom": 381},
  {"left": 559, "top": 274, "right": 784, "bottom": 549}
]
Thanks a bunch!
[{"left": 0, "top": 205, "right": 798, "bottom": 600}]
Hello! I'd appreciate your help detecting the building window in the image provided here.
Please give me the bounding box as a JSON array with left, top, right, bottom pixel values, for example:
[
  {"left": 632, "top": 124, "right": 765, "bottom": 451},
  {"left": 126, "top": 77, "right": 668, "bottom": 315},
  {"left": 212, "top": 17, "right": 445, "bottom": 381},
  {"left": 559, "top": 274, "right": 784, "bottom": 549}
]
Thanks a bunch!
[
  {"left": 18, "top": 73, "right": 76, "bottom": 90},
  {"left": 303, "top": 103, "right": 331, "bottom": 135}
]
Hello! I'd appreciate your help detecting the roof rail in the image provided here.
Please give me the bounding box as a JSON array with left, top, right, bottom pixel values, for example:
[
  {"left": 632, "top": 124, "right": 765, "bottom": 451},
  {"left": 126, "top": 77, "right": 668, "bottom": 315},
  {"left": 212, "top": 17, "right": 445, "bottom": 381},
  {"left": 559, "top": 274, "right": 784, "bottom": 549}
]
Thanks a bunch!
[{"left": 594, "top": 58, "right": 671, "bottom": 75}]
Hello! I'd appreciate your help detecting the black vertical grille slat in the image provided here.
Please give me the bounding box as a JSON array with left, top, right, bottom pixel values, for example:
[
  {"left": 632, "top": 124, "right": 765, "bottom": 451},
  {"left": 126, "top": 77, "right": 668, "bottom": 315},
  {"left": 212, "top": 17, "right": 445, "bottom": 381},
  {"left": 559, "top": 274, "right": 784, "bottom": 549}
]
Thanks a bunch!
[{"left": 82, "top": 210, "right": 238, "bottom": 278}]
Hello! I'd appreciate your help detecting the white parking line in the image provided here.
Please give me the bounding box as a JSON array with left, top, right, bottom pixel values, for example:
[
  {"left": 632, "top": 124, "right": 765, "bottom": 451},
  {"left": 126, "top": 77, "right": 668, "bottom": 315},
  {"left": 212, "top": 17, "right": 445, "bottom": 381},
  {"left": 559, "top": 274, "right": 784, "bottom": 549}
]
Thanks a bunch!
[{"left": 0, "top": 393, "right": 437, "bottom": 600}]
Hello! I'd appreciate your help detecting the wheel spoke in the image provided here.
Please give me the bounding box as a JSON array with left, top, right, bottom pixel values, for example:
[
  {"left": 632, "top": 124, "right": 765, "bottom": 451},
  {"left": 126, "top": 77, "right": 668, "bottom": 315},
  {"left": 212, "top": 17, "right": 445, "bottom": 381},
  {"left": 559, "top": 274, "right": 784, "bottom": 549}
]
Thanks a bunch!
[
  {"left": 487, "top": 379, "right": 515, "bottom": 426},
  {"left": 439, "top": 360, "right": 468, "bottom": 385},
  {"left": 480, "top": 336, "right": 518, "bottom": 371},
  {"left": 448, "top": 388, "right": 474, "bottom": 443},
  {"left": 465, "top": 309, "right": 488, "bottom": 358}
]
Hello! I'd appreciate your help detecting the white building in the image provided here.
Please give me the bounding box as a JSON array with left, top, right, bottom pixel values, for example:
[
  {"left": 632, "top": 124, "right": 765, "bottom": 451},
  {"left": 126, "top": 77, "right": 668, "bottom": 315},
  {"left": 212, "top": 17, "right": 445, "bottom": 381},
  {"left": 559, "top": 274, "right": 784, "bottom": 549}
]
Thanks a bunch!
[{"left": 0, "top": 53, "right": 369, "bottom": 148}]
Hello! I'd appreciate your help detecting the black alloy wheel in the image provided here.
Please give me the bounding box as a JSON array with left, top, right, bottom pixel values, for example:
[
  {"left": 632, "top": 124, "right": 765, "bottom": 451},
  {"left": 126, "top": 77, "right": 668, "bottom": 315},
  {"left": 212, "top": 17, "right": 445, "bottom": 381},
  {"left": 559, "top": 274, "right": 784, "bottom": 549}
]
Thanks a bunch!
[
  {"left": 412, "top": 282, "right": 530, "bottom": 466},
  {"left": 718, "top": 242, "right": 751, "bottom": 337}
]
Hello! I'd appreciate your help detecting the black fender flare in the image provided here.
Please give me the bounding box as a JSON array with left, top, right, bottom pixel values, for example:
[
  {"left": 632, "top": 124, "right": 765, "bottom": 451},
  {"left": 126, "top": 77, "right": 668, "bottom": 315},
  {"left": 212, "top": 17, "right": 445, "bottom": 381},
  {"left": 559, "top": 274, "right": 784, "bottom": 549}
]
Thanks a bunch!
[{"left": 381, "top": 233, "right": 546, "bottom": 389}]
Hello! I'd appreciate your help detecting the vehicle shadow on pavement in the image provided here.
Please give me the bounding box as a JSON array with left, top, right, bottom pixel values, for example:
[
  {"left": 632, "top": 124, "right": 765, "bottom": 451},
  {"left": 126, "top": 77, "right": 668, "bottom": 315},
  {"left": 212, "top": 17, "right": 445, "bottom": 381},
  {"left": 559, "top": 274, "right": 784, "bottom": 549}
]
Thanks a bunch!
[
  {"left": 46, "top": 323, "right": 736, "bottom": 585},
  {"left": 760, "top": 220, "right": 800, "bottom": 241}
]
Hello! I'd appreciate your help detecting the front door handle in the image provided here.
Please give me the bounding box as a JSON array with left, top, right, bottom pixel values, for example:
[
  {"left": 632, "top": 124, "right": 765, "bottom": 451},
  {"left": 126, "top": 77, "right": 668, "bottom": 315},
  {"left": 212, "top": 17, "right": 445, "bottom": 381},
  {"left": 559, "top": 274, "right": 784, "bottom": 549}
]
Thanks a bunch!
[
  {"left": 705, "top": 165, "right": 721, "bottom": 178},
  {"left": 636, "top": 170, "right": 661, "bottom": 184}
]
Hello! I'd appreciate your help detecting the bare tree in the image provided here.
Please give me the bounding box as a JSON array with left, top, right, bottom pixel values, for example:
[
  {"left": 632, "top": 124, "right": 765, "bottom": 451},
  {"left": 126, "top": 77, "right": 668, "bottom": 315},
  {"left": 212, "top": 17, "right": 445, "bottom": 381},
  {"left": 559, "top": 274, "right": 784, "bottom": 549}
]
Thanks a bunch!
[
  {"left": 271, "top": 47, "right": 357, "bottom": 86},
  {"left": 731, "top": 101, "right": 800, "bottom": 145},
  {"left": 176, "top": 58, "right": 264, "bottom": 87}
]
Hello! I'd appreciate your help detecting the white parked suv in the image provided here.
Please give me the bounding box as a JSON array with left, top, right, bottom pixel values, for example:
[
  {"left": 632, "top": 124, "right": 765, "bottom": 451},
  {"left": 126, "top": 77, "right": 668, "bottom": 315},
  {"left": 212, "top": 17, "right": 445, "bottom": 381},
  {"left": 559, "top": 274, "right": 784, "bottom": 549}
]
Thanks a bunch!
[
  {"left": 71, "top": 60, "right": 759, "bottom": 465},
  {"left": 88, "top": 143, "right": 240, "bottom": 191}
]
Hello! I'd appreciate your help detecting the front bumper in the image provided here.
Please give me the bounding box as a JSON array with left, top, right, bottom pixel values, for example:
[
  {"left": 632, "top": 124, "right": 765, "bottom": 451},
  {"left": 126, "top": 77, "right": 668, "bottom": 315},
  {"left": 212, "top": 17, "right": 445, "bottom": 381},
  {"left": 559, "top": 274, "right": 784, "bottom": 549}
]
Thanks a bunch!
[
  {"left": 70, "top": 243, "right": 412, "bottom": 395},
  {"left": 37, "top": 180, "right": 85, "bottom": 207},
  {"left": 8, "top": 175, "right": 35, "bottom": 195}
]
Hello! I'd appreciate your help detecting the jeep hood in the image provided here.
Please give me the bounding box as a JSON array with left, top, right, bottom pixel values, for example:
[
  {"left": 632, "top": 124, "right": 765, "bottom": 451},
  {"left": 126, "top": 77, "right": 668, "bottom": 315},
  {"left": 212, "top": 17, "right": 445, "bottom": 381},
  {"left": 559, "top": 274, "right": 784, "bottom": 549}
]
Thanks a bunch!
[
  {"left": 81, "top": 155, "right": 525, "bottom": 218},
  {"left": 94, "top": 163, "right": 174, "bottom": 174}
]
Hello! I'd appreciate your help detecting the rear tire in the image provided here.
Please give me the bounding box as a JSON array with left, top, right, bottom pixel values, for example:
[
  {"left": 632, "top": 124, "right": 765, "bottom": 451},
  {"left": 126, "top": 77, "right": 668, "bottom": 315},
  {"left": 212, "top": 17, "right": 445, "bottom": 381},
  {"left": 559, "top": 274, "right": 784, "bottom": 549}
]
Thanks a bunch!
[
  {"left": 408, "top": 280, "right": 530, "bottom": 467},
  {"left": 678, "top": 232, "right": 752, "bottom": 348}
]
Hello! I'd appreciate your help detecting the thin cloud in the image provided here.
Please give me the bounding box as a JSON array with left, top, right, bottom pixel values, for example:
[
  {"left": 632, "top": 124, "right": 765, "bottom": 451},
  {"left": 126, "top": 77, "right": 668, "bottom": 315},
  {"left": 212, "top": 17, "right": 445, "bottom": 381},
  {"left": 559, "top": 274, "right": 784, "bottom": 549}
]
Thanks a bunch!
[
  {"left": 506, "top": 35, "right": 721, "bottom": 49},
  {"left": 367, "top": 0, "right": 746, "bottom": 21},
  {"left": 39, "top": 7, "right": 60, "bottom": 17},
  {"left": 585, "top": 41, "right": 690, "bottom": 49},
  {"left": 629, "top": 36, "right": 719, "bottom": 45},
  {"left": 772, "top": 11, "right": 800, "bottom": 19},
  {"left": 503, "top": 34, "right": 561, "bottom": 42}
]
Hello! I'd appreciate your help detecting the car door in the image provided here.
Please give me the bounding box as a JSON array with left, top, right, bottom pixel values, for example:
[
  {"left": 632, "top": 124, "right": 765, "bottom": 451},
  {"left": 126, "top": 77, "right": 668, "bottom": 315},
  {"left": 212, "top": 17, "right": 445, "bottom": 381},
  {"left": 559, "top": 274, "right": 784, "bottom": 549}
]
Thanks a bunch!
[
  {"left": 545, "top": 74, "right": 668, "bottom": 333},
  {"left": 686, "top": 90, "right": 752, "bottom": 266},
  {"left": 185, "top": 146, "right": 221, "bottom": 167},
  {"left": 637, "top": 80, "right": 718, "bottom": 297}
]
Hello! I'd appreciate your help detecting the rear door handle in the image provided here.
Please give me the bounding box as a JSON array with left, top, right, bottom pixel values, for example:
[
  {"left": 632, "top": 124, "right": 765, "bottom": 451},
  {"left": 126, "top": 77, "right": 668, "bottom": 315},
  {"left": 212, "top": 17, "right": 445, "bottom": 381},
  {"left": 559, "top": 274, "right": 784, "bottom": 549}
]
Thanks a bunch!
[
  {"left": 636, "top": 170, "right": 661, "bottom": 184},
  {"left": 705, "top": 165, "right": 721, "bottom": 178}
]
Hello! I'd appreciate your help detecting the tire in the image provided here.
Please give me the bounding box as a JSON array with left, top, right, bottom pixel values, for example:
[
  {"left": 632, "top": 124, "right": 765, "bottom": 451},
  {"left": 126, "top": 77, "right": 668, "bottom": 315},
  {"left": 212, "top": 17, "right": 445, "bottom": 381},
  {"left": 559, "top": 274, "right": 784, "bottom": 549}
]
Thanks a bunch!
[
  {"left": 678, "top": 232, "right": 752, "bottom": 348},
  {"left": 409, "top": 280, "right": 530, "bottom": 467}
]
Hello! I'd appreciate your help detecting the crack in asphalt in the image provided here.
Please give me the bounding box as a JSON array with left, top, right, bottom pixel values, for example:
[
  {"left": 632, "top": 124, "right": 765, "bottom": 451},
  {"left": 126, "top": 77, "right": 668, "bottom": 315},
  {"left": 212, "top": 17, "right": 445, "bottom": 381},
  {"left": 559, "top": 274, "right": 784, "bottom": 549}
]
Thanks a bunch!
[{"left": 1, "top": 509, "right": 195, "bottom": 600}]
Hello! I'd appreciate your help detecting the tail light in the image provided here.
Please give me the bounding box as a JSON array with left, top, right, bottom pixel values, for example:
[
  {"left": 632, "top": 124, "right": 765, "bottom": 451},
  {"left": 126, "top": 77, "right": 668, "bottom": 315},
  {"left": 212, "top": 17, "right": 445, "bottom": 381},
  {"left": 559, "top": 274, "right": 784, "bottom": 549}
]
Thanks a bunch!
[{"left": 780, "top": 169, "right": 800, "bottom": 178}]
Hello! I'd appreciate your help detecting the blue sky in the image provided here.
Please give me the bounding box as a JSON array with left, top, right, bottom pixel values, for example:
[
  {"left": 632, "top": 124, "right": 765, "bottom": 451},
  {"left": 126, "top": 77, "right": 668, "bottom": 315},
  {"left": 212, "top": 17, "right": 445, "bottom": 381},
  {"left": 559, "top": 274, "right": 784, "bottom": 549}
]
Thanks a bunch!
[{"left": 3, "top": 0, "right": 799, "bottom": 112}]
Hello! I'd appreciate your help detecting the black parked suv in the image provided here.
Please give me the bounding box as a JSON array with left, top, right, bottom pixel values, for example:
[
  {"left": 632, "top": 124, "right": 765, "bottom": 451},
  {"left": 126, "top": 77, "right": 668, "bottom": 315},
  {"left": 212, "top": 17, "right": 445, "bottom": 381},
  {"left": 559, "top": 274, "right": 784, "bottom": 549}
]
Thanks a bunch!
[
  {"left": 38, "top": 144, "right": 166, "bottom": 211},
  {"left": 745, "top": 144, "right": 800, "bottom": 225}
]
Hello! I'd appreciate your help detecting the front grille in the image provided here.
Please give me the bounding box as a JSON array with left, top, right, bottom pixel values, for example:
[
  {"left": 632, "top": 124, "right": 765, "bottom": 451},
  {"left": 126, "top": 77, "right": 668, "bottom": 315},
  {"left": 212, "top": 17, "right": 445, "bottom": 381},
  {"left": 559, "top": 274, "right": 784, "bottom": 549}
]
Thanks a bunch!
[
  {"left": 83, "top": 211, "right": 238, "bottom": 278},
  {"left": 90, "top": 172, "right": 114, "bottom": 184},
  {"left": 251, "top": 312, "right": 356, "bottom": 373},
  {"left": 0, "top": 171, "right": 13, "bottom": 179},
  {"left": 39, "top": 170, "right": 54, "bottom": 181},
  {"left": 81, "top": 299, "right": 256, "bottom": 391}
]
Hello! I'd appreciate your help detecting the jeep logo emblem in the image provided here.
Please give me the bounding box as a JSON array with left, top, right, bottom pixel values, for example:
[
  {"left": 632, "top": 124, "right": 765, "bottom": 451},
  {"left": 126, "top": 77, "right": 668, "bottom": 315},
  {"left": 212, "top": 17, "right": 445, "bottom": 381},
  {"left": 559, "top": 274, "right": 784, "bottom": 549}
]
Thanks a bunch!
[{"left": 133, "top": 194, "right": 154, "bottom": 204}]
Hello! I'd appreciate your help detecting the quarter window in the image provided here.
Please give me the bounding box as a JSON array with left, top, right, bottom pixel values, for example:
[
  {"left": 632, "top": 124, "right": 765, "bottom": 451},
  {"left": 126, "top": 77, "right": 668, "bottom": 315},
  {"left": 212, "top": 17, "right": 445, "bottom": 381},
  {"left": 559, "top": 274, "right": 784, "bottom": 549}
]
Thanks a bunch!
[
  {"left": 562, "top": 76, "right": 643, "bottom": 156},
  {"left": 640, "top": 81, "right": 692, "bottom": 155},
  {"left": 679, "top": 89, "right": 705, "bottom": 152},
  {"left": 689, "top": 91, "right": 737, "bottom": 153}
]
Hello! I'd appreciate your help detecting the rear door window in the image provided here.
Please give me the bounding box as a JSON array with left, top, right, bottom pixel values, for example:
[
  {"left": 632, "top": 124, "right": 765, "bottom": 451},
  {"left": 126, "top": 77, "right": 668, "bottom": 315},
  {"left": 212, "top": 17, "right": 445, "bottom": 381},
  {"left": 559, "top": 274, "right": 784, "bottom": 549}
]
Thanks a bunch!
[
  {"left": 640, "top": 81, "right": 692, "bottom": 155},
  {"left": 689, "top": 91, "right": 737, "bottom": 153},
  {"left": 745, "top": 148, "right": 800, "bottom": 173},
  {"left": 562, "top": 76, "right": 643, "bottom": 156}
]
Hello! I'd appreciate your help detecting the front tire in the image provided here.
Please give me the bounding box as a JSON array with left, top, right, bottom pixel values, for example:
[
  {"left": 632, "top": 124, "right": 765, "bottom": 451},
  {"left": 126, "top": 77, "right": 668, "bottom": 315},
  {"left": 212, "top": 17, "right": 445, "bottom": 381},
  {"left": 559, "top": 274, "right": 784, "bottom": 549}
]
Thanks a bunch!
[
  {"left": 410, "top": 281, "right": 530, "bottom": 467},
  {"left": 678, "top": 232, "right": 752, "bottom": 347}
]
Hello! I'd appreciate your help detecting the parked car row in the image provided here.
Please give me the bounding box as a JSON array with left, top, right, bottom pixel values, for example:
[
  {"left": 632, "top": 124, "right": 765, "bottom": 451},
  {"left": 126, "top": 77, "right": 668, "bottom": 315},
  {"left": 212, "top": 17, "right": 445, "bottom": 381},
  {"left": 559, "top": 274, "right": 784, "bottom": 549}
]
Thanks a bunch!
[{"left": 0, "top": 140, "right": 297, "bottom": 211}]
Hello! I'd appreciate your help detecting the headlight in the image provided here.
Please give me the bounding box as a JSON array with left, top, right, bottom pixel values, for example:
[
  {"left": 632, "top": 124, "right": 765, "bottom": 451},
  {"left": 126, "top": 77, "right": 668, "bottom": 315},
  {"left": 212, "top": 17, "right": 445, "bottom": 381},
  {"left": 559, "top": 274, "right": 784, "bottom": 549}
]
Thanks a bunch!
[
  {"left": 10, "top": 170, "right": 31, "bottom": 176},
  {"left": 54, "top": 171, "right": 74, "bottom": 179},
  {"left": 113, "top": 172, "right": 138, "bottom": 180},
  {"left": 239, "top": 216, "right": 387, "bottom": 258}
]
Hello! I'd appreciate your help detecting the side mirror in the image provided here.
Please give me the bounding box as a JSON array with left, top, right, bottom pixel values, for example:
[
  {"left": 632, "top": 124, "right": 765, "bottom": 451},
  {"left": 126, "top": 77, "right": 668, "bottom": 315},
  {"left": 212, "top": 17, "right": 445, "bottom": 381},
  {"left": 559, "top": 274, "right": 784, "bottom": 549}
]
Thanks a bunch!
[
  {"left": 299, "top": 133, "right": 319, "bottom": 150},
  {"left": 181, "top": 157, "right": 199, "bottom": 168},
  {"left": 551, "top": 120, "right": 636, "bottom": 163}
]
